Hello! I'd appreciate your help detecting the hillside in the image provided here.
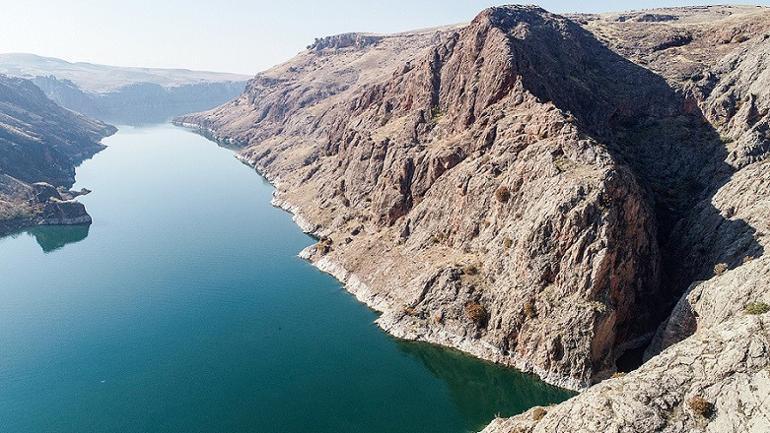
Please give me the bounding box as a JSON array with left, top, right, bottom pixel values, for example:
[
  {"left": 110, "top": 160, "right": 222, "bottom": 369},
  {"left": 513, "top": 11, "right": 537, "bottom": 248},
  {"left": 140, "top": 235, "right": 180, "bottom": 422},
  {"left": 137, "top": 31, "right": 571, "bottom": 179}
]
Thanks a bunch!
[
  {"left": 177, "top": 4, "right": 770, "bottom": 432},
  {"left": 0, "top": 53, "right": 248, "bottom": 123},
  {"left": 0, "top": 74, "right": 115, "bottom": 236}
]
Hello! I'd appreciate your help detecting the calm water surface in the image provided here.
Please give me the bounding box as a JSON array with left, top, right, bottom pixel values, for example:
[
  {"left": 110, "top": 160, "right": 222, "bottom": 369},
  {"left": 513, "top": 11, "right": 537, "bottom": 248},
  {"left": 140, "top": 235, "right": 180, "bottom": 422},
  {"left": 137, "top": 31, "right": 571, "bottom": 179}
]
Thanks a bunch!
[{"left": 0, "top": 124, "right": 571, "bottom": 433}]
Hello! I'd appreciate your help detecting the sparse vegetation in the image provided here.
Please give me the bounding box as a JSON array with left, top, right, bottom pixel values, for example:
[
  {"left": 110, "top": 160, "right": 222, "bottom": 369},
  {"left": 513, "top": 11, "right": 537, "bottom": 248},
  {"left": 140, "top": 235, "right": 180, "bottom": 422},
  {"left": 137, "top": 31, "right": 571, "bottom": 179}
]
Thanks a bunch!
[
  {"left": 688, "top": 395, "right": 713, "bottom": 418},
  {"left": 531, "top": 407, "right": 547, "bottom": 421},
  {"left": 0, "top": 199, "right": 35, "bottom": 222},
  {"left": 744, "top": 302, "right": 770, "bottom": 315},
  {"left": 317, "top": 237, "right": 333, "bottom": 254},
  {"left": 503, "top": 237, "right": 513, "bottom": 249},
  {"left": 430, "top": 106, "right": 444, "bottom": 121},
  {"left": 742, "top": 255, "right": 754, "bottom": 264},
  {"left": 713, "top": 262, "right": 728, "bottom": 276},
  {"left": 465, "top": 302, "right": 488, "bottom": 325},
  {"left": 553, "top": 155, "right": 575, "bottom": 172},
  {"left": 495, "top": 185, "right": 511, "bottom": 203},
  {"left": 611, "top": 371, "right": 626, "bottom": 378},
  {"left": 462, "top": 263, "right": 481, "bottom": 276},
  {"left": 523, "top": 300, "right": 537, "bottom": 319}
]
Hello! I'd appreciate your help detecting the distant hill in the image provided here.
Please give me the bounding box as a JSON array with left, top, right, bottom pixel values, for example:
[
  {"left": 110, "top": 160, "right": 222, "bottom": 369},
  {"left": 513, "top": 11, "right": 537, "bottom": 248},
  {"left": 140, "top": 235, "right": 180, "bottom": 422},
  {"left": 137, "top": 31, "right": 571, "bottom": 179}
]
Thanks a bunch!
[{"left": 0, "top": 53, "right": 249, "bottom": 124}]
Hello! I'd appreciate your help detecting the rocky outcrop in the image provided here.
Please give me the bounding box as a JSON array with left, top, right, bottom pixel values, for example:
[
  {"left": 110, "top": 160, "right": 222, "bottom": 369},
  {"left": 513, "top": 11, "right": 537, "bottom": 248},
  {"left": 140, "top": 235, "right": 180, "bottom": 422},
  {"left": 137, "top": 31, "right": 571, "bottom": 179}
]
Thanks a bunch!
[
  {"left": 178, "top": 4, "right": 770, "bottom": 431},
  {"left": 0, "top": 74, "right": 114, "bottom": 236},
  {"left": 178, "top": 6, "right": 679, "bottom": 390},
  {"left": 482, "top": 313, "right": 770, "bottom": 433},
  {"left": 481, "top": 5, "right": 770, "bottom": 432},
  {"left": 307, "top": 33, "right": 382, "bottom": 51}
]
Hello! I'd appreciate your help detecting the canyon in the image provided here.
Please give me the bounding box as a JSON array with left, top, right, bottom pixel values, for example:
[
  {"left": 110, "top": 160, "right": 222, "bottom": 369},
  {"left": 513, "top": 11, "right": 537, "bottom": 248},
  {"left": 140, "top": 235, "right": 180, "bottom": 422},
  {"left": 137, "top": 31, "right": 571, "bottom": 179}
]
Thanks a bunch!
[
  {"left": 177, "top": 4, "right": 770, "bottom": 432},
  {"left": 0, "top": 53, "right": 248, "bottom": 124},
  {"left": 0, "top": 74, "right": 115, "bottom": 237}
]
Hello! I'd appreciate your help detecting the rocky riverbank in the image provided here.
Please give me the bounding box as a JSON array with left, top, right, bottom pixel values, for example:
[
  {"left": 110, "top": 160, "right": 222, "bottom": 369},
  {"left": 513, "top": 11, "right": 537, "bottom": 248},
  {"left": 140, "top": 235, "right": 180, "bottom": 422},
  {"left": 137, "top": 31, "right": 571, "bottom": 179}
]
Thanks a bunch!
[
  {"left": 177, "top": 4, "right": 770, "bottom": 431},
  {"left": 0, "top": 74, "right": 115, "bottom": 237}
]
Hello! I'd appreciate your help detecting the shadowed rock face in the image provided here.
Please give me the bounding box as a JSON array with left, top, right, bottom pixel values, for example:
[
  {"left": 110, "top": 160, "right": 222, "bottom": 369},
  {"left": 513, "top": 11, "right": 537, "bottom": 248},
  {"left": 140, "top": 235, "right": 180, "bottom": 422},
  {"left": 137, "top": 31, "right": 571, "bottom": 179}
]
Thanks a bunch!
[
  {"left": 0, "top": 75, "right": 114, "bottom": 236},
  {"left": 178, "top": 4, "right": 770, "bottom": 430}
]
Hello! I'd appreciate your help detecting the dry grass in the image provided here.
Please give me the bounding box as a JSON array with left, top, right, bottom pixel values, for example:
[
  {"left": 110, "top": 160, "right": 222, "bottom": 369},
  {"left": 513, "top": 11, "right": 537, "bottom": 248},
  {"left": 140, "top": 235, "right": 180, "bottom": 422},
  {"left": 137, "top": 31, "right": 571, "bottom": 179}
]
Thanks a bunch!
[
  {"left": 465, "top": 302, "right": 488, "bottom": 324},
  {"left": 531, "top": 407, "right": 547, "bottom": 421},
  {"left": 462, "top": 263, "right": 480, "bottom": 276},
  {"left": 688, "top": 396, "right": 713, "bottom": 418},
  {"left": 495, "top": 185, "right": 511, "bottom": 203},
  {"left": 713, "top": 262, "right": 728, "bottom": 276},
  {"left": 523, "top": 300, "right": 537, "bottom": 319}
]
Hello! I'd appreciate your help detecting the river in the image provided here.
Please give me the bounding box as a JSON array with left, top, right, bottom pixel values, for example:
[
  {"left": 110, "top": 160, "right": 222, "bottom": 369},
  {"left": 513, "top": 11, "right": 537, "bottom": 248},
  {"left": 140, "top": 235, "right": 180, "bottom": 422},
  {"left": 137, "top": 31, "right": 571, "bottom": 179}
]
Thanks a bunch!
[{"left": 0, "top": 124, "right": 571, "bottom": 433}]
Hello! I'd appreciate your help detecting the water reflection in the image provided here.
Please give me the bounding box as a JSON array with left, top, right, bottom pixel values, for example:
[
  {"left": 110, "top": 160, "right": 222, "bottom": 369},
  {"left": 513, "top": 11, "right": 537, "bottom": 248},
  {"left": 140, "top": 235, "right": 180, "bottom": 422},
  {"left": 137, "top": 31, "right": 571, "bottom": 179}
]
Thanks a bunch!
[
  {"left": 25, "top": 224, "right": 90, "bottom": 253},
  {"left": 397, "top": 341, "right": 574, "bottom": 429}
]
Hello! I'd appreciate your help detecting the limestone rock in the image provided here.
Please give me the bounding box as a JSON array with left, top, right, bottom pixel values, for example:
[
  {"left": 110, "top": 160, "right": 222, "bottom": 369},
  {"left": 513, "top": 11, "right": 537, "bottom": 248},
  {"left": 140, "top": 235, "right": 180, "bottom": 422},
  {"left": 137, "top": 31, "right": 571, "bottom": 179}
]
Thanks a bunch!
[{"left": 482, "top": 314, "right": 770, "bottom": 433}]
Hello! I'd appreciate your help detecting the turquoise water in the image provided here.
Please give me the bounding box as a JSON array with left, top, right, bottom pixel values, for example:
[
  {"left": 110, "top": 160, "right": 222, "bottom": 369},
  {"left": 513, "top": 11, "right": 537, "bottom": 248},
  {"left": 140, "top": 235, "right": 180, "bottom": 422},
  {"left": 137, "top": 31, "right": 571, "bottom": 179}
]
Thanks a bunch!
[{"left": 0, "top": 124, "right": 571, "bottom": 433}]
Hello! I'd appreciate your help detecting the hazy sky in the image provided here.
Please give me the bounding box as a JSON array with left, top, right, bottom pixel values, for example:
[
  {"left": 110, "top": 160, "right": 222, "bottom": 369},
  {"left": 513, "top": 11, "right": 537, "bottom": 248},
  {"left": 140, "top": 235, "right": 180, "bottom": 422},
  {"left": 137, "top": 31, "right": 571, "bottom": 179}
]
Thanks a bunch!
[{"left": 1, "top": 0, "right": 767, "bottom": 75}]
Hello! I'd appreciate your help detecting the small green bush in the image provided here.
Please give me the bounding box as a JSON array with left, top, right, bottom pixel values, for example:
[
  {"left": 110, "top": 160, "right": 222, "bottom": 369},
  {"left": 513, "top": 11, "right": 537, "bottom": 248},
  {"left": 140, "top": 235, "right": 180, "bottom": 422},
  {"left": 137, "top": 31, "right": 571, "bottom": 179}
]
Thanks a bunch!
[{"left": 744, "top": 302, "right": 770, "bottom": 315}]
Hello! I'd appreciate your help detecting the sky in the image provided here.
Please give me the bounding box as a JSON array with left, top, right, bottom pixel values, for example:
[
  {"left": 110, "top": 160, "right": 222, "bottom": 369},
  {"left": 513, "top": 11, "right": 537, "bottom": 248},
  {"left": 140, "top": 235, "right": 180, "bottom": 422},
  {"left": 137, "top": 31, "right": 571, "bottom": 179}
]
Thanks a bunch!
[{"left": 0, "top": 0, "right": 767, "bottom": 75}]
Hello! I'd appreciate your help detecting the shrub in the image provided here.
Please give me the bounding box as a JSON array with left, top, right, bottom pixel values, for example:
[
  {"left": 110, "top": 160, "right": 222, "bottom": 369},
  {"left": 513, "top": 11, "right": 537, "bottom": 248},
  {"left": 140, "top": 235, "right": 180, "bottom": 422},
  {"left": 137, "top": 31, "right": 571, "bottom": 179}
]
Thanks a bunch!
[
  {"left": 713, "top": 263, "right": 728, "bottom": 276},
  {"left": 743, "top": 255, "right": 754, "bottom": 264},
  {"left": 688, "top": 396, "right": 713, "bottom": 418},
  {"left": 465, "top": 302, "right": 488, "bottom": 325},
  {"left": 317, "top": 237, "right": 333, "bottom": 254},
  {"left": 744, "top": 302, "right": 770, "bottom": 315},
  {"left": 611, "top": 372, "right": 626, "bottom": 378},
  {"left": 429, "top": 106, "right": 444, "bottom": 122},
  {"left": 495, "top": 185, "right": 511, "bottom": 203},
  {"left": 462, "top": 263, "right": 480, "bottom": 276},
  {"left": 503, "top": 237, "right": 513, "bottom": 249},
  {"left": 523, "top": 301, "right": 537, "bottom": 319},
  {"left": 531, "top": 407, "right": 547, "bottom": 421}
]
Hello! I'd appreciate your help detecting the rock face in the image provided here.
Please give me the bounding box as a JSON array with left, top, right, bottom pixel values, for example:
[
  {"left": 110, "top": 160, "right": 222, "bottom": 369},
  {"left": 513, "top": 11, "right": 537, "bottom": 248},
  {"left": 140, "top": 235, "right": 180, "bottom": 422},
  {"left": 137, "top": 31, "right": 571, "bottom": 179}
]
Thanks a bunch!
[
  {"left": 0, "top": 74, "right": 114, "bottom": 236},
  {"left": 481, "top": 314, "right": 770, "bottom": 433},
  {"left": 0, "top": 53, "right": 248, "bottom": 124},
  {"left": 177, "top": 4, "right": 770, "bottom": 431}
]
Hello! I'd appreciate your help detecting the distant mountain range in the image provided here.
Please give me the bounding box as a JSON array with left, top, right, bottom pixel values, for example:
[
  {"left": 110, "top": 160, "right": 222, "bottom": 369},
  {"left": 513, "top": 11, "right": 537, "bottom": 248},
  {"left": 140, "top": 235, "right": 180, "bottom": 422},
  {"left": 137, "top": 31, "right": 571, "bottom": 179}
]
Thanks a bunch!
[{"left": 0, "top": 53, "right": 249, "bottom": 124}]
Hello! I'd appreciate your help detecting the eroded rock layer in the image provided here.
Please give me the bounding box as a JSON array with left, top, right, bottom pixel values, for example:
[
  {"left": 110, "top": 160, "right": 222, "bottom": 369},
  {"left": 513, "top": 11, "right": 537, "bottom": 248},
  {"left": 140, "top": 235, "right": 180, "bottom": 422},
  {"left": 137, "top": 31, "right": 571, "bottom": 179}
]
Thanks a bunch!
[
  {"left": 0, "top": 75, "right": 115, "bottom": 236},
  {"left": 177, "top": 4, "right": 770, "bottom": 431}
]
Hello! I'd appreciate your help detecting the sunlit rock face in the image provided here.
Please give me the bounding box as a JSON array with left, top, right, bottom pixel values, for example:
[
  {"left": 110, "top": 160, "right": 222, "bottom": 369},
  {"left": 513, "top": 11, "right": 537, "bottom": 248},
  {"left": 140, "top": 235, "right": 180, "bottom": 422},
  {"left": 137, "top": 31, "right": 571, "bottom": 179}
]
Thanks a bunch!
[{"left": 177, "top": 3, "right": 770, "bottom": 432}]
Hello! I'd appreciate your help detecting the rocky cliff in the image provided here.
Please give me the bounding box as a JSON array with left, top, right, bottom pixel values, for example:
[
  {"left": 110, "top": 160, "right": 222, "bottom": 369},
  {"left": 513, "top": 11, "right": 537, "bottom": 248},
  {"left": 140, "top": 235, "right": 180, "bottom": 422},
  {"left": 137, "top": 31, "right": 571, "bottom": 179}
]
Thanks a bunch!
[
  {"left": 0, "top": 75, "right": 115, "bottom": 236},
  {"left": 177, "top": 4, "right": 770, "bottom": 432}
]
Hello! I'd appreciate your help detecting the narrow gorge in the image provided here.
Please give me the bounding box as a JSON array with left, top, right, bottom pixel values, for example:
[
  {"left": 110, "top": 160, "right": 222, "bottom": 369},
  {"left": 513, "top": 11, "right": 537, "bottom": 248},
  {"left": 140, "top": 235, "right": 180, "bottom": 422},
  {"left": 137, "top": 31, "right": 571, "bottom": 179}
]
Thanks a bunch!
[{"left": 178, "top": 5, "right": 770, "bottom": 432}]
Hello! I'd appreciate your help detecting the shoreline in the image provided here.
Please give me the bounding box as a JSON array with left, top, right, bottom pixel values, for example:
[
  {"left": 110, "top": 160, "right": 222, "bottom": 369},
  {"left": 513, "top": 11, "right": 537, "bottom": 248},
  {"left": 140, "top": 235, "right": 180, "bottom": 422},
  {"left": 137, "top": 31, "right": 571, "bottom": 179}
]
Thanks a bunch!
[{"left": 178, "top": 122, "right": 581, "bottom": 392}]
